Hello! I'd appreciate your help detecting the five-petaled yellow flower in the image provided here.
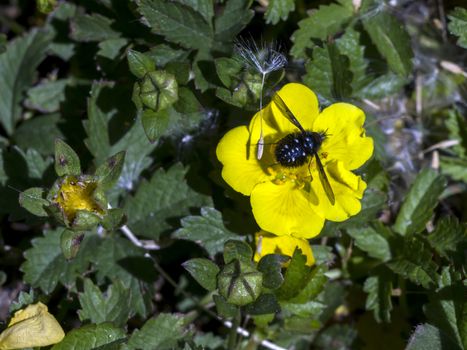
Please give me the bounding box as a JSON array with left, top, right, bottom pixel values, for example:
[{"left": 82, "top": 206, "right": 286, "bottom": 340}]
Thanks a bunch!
[{"left": 216, "top": 83, "right": 373, "bottom": 238}]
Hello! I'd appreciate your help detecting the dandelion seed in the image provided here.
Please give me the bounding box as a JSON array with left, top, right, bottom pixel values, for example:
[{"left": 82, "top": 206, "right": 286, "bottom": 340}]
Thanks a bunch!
[{"left": 234, "top": 37, "right": 287, "bottom": 160}]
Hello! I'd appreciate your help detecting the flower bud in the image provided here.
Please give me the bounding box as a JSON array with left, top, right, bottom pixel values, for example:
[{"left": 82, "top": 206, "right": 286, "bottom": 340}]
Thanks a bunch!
[
  {"left": 217, "top": 260, "right": 263, "bottom": 306},
  {"left": 137, "top": 71, "right": 178, "bottom": 111}
]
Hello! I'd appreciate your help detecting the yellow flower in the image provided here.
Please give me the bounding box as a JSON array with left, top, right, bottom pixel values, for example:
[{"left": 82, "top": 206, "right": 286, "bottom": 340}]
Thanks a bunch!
[
  {"left": 0, "top": 302, "right": 65, "bottom": 350},
  {"left": 53, "top": 175, "right": 104, "bottom": 222},
  {"left": 216, "top": 83, "right": 373, "bottom": 238},
  {"left": 254, "top": 231, "right": 315, "bottom": 266}
]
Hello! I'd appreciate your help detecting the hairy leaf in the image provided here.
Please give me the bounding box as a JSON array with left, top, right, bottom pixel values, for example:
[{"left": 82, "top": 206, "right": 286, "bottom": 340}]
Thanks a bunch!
[
  {"left": 291, "top": 3, "right": 353, "bottom": 59},
  {"left": 51, "top": 323, "right": 126, "bottom": 350},
  {"left": 0, "top": 29, "right": 52, "bottom": 134},
  {"left": 428, "top": 216, "right": 466, "bottom": 259},
  {"left": 173, "top": 207, "right": 239, "bottom": 257},
  {"left": 393, "top": 169, "right": 446, "bottom": 236},
  {"left": 128, "top": 313, "right": 187, "bottom": 350},
  {"left": 265, "top": 0, "right": 295, "bottom": 25}
]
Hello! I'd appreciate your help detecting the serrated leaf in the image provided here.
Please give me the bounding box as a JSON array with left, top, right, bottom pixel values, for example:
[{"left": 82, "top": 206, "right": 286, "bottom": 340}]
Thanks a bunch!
[
  {"left": 406, "top": 323, "right": 460, "bottom": 350},
  {"left": 336, "top": 28, "right": 369, "bottom": 92},
  {"left": 291, "top": 3, "right": 353, "bottom": 59},
  {"left": 362, "top": 11, "right": 413, "bottom": 76},
  {"left": 448, "top": 7, "right": 467, "bottom": 49},
  {"left": 303, "top": 43, "right": 352, "bottom": 100},
  {"left": 347, "top": 223, "right": 392, "bottom": 261},
  {"left": 440, "top": 156, "right": 467, "bottom": 183},
  {"left": 78, "top": 278, "right": 132, "bottom": 327},
  {"left": 21, "top": 229, "right": 97, "bottom": 294},
  {"left": 257, "top": 254, "right": 289, "bottom": 289},
  {"left": 393, "top": 169, "right": 446, "bottom": 236},
  {"left": 363, "top": 272, "right": 393, "bottom": 323},
  {"left": 428, "top": 216, "right": 466, "bottom": 259},
  {"left": 9, "top": 290, "right": 35, "bottom": 313},
  {"left": 25, "top": 79, "right": 68, "bottom": 113},
  {"left": 214, "top": 0, "right": 254, "bottom": 46},
  {"left": 83, "top": 82, "right": 113, "bottom": 165},
  {"left": 276, "top": 248, "right": 312, "bottom": 301},
  {"left": 97, "top": 38, "right": 128, "bottom": 60},
  {"left": 91, "top": 236, "right": 155, "bottom": 318},
  {"left": 173, "top": 207, "right": 239, "bottom": 257},
  {"left": 183, "top": 258, "right": 220, "bottom": 291},
  {"left": 177, "top": 0, "right": 214, "bottom": 23},
  {"left": 137, "top": 0, "right": 213, "bottom": 50},
  {"left": 265, "top": 0, "right": 295, "bottom": 25},
  {"left": 19, "top": 187, "right": 49, "bottom": 217},
  {"left": 128, "top": 313, "right": 187, "bottom": 350},
  {"left": 125, "top": 164, "right": 211, "bottom": 240},
  {"left": 51, "top": 323, "right": 126, "bottom": 350},
  {"left": 388, "top": 235, "right": 438, "bottom": 289},
  {"left": 71, "top": 14, "right": 120, "bottom": 42},
  {"left": 445, "top": 110, "right": 467, "bottom": 158},
  {"left": 223, "top": 240, "right": 253, "bottom": 264},
  {"left": 0, "top": 29, "right": 52, "bottom": 134}
]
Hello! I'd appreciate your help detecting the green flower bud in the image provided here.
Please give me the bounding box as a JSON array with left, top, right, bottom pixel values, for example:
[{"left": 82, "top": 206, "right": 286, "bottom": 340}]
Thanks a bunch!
[
  {"left": 138, "top": 71, "right": 178, "bottom": 111},
  {"left": 218, "top": 260, "right": 263, "bottom": 306}
]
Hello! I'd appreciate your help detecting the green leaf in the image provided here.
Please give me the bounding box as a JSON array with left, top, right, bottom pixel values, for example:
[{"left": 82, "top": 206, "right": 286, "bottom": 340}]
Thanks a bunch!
[
  {"left": 287, "top": 264, "right": 328, "bottom": 304},
  {"left": 213, "top": 294, "right": 238, "bottom": 319},
  {"left": 243, "top": 293, "right": 280, "bottom": 315},
  {"left": 281, "top": 300, "right": 325, "bottom": 318},
  {"left": 177, "top": 0, "right": 214, "bottom": 23},
  {"left": 440, "top": 156, "right": 467, "bottom": 183},
  {"left": 336, "top": 28, "right": 369, "bottom": 92},
  {"left": 97, "top": 38, "right": 128, "bottom": 60},
  {"left": 182, "top": 258, "right": 220, "bottom": 291},
  {"left": 21, "top": 229, "right": 97, "bottom": 294},
  {"left": 92, "top": 236, "right": 155, "bottom": 318},
  {"left": 9, "top": 290, "right": 35, "bottom": 313},
  {"left": 428, "top": 216, "right": 466, "bottom": 259},
  {"left": 78, "top": 278, "right": 132, "bottom": 327},
  {"left": 257, "top": 254, "right": 289, "bottom": 289},
  {"left": 141, "top": 108, "right": 171, "bottom": 142},
  {"left": 276, "top": 248, "right": 312, "bottom": 301},
  {"left": 303, "top": 43, "right": 352, "bottom": 100},
  {"left": 128, "top": 313, "right": 187, "bottom": 350},
  {"left": 214, "top": 0, "right": 254, "bottom": 46},
  {"left": 393, "top": 169, "right": 446, "bottom": 236},
  {"left": 19, "top": 187, "right": 49, "bottom": 217},
  {"left": 14, "top": 113, "right": 64, "bottom": 155},
  {"left": 25, "top": 79, "right": 68, "bottom": 113},
  {"left": 54, "top": 139, "right": 81, "bottom": 176},
  {"left": 223, "top": 240, "right": 253, "bottom": 264},
  {"left": 125, "top": 164, "right": 211, "bottom": 240},
  {"left": 95, "top": 151, "right": 126, "bottom": 191},
  {"left": 445, "top": 110, "right": 467, "bottom": 158},
  {"left": 265, "top": 0, "right": 295, "bottom": 25},
  {"left": 71, "top": 14, "right": 120, "bottom": 42},
  {"left": 0, "top": 28, "right": 52, "bottom": 134},
  {"left": 357, "top": 73, "right": 408, "bottom": 99},
  {"left": 363, "top": 272, "right": 393, "bottom": 323},
  {"left": 362, "top": 11, "right": 413, "bottom": 76},
  {"left": 137, "top": 0, "right": 213, "bottom": 50},
  {"left": 388, "top": 235, "right": 438, "bottom": 289},
  {"left": 448, "top": 7, "right": 467, "bottom": 49},
  {"left": 173, "top": 207, "right": 239, "bottom": 257},
  {"left": 51, "top": 323, "right": 126, "bottom": 350},
  {"left": 127, "top": 49, "right": 156, "bottom": 79},
  {"left": 406, "top": 324, "right": 459, "bottom": 350},
  {"left": 346, "top": 223, "right": 392, "bottom": 261},
  {"left": 83, "top": 82, "right": 113, "bottom": 165},
  {"left": 291, "top": 3, "right": 353, "bottom": 59}
]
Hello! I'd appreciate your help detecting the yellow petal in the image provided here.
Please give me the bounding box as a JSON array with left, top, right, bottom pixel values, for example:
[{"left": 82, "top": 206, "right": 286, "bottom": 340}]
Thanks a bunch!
[
  {"left": 254, "top": 231, "right": 315, "bottom": 266},
  {"left": 250, "top": 83, "right": 319, "bottom": 136},
  {"left": 313, "top": 103, "right": 373, "bottom": 170},
  {"left": 216, "top": 126, "right": 271, "bottom": 195},
  {"left": 0, "top": 302, "right": 65, "bottom": 350},
  {"left": 251, "top": 181, "right": 324, "bottom": 238},
  {"left": 311, "top": 160, "right": 367, "bottom": 221}
]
